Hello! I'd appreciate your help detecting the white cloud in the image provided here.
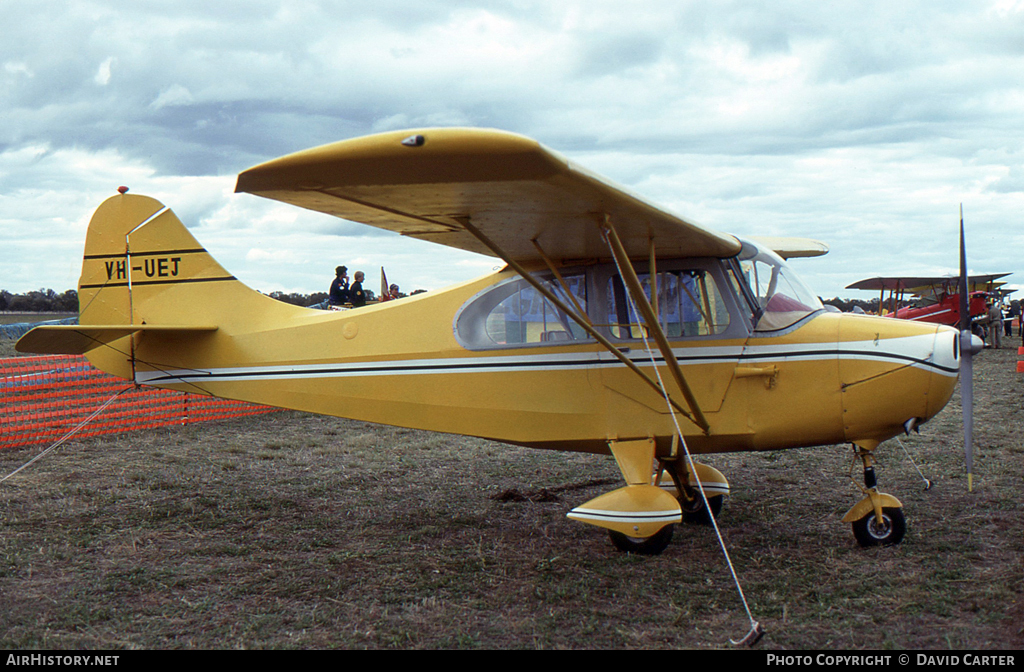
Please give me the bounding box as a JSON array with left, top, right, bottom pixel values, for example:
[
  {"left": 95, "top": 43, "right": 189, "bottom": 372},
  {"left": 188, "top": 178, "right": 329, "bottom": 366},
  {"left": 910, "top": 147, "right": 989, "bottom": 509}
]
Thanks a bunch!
[
  {"left": 94, "top": 57, "right": 114, "bottom": 86},
  {"left": 0, "top": 1, "right": 1021, "bottom": 301},
  {"left": 150, "top": 84, "right": 195, "bottom": 109},
  {"left": 4, "top": 61, "right": 33, "bottom": 77}
]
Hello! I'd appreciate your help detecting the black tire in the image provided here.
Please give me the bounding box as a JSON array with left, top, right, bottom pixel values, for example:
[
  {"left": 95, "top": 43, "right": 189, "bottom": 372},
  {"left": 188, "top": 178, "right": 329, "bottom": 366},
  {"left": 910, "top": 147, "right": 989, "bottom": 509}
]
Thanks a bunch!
[
  {"left": 852, "top": 507, "right": 906, "bottom": 547},
  {"left": 609, "top": 524, "right": 674, "bottom": 555},
  {"left": 680, "top": 492, "right": 724, "bottom": 525}
]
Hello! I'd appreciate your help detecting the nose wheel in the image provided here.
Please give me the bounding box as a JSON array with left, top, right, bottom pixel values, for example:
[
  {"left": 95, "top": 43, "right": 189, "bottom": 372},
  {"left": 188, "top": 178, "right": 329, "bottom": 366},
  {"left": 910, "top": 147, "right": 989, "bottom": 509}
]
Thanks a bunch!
[
  {"left": 842, "top": 445, "right": 907, "bottom": 547},
  {"left": 851, "top": 506, "right": 906, "bottom": 547}
]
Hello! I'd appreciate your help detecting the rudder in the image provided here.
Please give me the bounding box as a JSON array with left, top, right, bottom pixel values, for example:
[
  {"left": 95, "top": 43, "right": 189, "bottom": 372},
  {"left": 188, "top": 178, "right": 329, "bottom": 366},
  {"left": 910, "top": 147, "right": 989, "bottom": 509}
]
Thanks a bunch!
[{"left": 75, "top": 193, "right": 268, "bottom": 379}]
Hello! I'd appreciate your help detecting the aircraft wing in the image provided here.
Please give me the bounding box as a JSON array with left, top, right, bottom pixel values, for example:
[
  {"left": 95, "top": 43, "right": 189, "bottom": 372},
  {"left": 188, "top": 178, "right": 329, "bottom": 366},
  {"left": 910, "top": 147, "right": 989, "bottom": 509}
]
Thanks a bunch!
[
  {"left": 235, "top": 128, "right": 742, "bottom": 263},
  {"left": 846, "top": 277, "right": 948, "bottom": 292},
  {"left": 749, "top": 236, "right": 828, "bottom": 259},
  {"left": 847, "top": 273, "right": 1011, "bottom": 295}
]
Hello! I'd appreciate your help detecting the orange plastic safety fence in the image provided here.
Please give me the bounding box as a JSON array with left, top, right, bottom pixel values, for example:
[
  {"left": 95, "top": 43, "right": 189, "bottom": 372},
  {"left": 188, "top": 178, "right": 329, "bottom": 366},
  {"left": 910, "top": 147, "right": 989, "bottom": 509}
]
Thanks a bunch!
[{"left": 1, "top": 355, "right": 279, "bottom": 449}]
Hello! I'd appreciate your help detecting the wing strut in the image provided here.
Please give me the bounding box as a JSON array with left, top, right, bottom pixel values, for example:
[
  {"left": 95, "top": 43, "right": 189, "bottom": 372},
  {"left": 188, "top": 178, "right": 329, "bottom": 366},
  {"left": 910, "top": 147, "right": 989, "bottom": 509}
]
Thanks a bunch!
[
  {"left": 530, "top": 239, "right": 592, "bottom": 325},
  {"left": 599, "top": 215, "right": 710, "bottom": 434},
  {"left": 456, "top": 217, "right": 701, "bottom": 426}
]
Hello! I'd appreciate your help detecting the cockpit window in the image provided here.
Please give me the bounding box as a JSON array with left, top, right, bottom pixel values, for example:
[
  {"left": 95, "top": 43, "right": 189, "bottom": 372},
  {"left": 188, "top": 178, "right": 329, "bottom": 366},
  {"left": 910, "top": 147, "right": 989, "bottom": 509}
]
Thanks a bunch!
[
  {"left": 455, "top": 260, "right": 752, "bottom": 350},
  {"left": 606, "top": 270, "right": 730, "bottom": 340},
  {"left": 456, "top": 273, "right": 589, "bottom": 348},
  {"left": 737, "top": 240, "right": 822, "bottom": 331}
]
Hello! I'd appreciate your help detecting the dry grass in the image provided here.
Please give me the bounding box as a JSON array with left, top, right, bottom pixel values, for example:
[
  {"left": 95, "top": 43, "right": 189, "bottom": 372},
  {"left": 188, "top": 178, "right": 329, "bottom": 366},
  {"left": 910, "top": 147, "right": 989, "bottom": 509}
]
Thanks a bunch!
[{"left": 1, "top": 345, "right": 1022, "bottom": 650}]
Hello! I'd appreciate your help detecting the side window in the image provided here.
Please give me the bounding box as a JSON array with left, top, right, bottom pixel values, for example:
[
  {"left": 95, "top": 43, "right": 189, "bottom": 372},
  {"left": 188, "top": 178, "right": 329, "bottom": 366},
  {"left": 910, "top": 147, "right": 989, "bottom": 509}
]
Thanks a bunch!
[
  {"left": 606, "top": 269, "right": 730, "bottom": 340},
  {"left": 456, "top": 273, "right": 588, "bottom": 348}
]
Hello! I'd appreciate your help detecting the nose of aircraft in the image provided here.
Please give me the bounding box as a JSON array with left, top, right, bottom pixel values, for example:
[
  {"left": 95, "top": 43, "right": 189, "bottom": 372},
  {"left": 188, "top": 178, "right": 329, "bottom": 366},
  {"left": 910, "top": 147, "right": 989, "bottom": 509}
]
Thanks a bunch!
[
  {"left": 926, "top": 325, "right": 961, "bottom": 419},
  {"left": 838, "top": 315, "right": 960, "bottom": 445}
]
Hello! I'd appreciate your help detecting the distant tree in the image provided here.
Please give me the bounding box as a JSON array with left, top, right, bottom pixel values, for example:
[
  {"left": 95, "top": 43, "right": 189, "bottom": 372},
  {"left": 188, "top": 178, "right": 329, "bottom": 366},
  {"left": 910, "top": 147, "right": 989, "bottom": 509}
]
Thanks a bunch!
[
  {"left": 57, "top": 290, "right": 78, "bottom": 312},
  {"left": 1, "top": 288, "right": 78, "bottom": 312},
  {"left": 268, "top": 290, "right": 332, "bottom": 307},
  {"left": 269, "top": 291, "right": 303, "bottom": 306},
  {"left": 9, "top": 291, "right": 42, "bottom": 312},
  {"left": 821, "top": 296, "right": 884, "bottom": 314}
]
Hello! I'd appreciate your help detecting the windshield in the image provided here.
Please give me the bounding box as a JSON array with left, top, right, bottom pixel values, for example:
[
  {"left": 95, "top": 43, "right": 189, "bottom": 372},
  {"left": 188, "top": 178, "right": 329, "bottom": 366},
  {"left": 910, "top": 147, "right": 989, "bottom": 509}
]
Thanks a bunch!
[{"left": 737, "top": 239, "right": 823, "bottom": 331}]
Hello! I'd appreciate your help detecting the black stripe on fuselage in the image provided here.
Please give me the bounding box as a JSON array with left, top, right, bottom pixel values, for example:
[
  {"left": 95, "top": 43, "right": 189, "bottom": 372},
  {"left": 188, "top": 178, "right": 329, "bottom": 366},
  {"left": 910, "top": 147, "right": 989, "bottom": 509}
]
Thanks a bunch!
[{"left": 137, "top": 345, "right": 955, "bottom": 385}]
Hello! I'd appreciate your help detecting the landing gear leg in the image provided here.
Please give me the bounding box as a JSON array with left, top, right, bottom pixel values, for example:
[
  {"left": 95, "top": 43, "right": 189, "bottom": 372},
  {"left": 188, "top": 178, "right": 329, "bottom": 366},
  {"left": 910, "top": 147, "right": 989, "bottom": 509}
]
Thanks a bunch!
[
  {"left": 842, "top": 445, "right": 906, "bottom": 547},
  {"left": 660, "top": 456, "right": 728, "bottom": 526}
]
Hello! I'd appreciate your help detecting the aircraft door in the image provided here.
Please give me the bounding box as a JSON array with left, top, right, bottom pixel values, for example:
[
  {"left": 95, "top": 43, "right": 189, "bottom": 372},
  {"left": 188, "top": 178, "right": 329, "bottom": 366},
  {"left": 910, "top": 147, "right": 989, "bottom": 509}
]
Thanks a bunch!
[
  {"left": 594, "top": 264, "right": 743, "bottom": 437},
  {"left": 730, "top": 245, "right": 845, "bottom": 449}
]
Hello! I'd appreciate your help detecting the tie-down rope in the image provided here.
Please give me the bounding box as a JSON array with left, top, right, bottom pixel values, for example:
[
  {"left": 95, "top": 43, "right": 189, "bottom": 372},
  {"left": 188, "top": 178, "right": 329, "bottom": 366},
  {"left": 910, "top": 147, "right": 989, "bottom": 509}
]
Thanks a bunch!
[{"left": 604, "top": 238, "right": 763, "bottom": 647}]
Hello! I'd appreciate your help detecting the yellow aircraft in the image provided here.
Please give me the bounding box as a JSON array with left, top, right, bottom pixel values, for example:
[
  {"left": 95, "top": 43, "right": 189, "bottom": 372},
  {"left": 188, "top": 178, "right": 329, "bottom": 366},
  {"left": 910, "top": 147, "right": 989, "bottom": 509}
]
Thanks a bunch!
[{"left": 18, "top": 128, "right": 968, "bottom": 555}]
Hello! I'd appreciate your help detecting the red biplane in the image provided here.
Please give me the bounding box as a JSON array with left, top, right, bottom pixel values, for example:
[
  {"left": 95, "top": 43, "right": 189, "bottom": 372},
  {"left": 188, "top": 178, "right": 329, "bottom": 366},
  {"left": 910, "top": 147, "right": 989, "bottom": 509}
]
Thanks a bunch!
[{"left": 845, "top": 273, "right": 1010, "bottom": 330}]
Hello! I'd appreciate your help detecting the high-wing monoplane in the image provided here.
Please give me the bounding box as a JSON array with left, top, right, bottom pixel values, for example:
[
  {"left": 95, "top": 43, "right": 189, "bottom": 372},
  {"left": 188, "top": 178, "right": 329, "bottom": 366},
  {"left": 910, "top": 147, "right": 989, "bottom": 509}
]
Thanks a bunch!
[
  {"left": 18, "top": 128, "right": 971, "bottom": 556},
  {"left": 846, "top": 273, "right": 1010, "bottom": 329}
]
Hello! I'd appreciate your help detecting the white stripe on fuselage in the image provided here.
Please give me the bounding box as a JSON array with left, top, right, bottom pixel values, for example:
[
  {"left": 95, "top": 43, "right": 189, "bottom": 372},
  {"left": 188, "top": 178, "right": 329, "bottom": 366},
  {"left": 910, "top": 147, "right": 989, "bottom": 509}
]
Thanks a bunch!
[
  {"left": 908, "top": 308, "right": 952, "bottom": 321},
  {"left": 134, "top": 333, "right": 955, "bottom": 386}
]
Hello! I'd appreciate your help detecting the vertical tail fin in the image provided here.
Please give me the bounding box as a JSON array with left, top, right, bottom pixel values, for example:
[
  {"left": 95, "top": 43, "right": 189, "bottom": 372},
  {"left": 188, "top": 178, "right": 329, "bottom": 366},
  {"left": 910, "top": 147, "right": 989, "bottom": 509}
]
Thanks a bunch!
[
  {"left": 78, "top": 193, "right": 238, "bottom": 327},
  {"left": 17, "top": 192, "right": 305, "bottom": 380}
]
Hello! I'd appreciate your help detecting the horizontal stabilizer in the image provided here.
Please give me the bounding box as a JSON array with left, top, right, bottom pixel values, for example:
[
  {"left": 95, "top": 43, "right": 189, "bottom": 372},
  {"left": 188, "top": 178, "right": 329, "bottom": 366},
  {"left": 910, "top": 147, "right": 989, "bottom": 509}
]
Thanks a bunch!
[{"left": 16, "top": 324, "right": 217, "bottom": 355}]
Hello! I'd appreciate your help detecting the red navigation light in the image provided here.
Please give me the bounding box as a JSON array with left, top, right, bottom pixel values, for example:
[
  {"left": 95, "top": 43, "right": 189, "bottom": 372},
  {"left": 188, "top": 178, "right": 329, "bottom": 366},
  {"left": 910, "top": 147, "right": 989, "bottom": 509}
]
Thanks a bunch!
[{"left": 117, "top": 186, "right": 129, "bottom": 194}]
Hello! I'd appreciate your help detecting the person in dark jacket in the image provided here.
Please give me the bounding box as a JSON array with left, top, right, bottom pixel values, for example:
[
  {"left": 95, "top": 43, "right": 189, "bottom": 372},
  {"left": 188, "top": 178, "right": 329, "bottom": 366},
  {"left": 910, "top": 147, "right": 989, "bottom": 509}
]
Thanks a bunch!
[
  {"left": 350, "top": 271, "right": 367, "bottom": 307},
  {"left": 328, "top": 266, "right": 349, "bottom": 306}
]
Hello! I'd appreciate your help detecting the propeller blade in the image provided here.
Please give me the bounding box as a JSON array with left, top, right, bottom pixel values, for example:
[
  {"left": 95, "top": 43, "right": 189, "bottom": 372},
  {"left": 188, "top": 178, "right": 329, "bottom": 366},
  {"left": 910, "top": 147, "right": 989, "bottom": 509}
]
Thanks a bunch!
[
  {"left": 958, "top": 205, "right": 974, "bottom": 492},
  {"left": 959, "top": 205, "right": 969, "bottom": 330}
]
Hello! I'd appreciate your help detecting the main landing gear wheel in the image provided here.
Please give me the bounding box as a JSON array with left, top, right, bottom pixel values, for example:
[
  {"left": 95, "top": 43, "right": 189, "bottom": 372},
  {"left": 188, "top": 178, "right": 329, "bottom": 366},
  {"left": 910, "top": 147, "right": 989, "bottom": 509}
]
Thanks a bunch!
[
  {"left": 609, "top": 524, "right": 675, "bottom": 555},
  {"left": 662, "top": 460, "right": 729, "bottom": 526},
  {"left": 680, "top": 491, "right": 723, "bottom": 525},
  {"left": 851, "top": 507, "right": 906, "bottom": 547}
]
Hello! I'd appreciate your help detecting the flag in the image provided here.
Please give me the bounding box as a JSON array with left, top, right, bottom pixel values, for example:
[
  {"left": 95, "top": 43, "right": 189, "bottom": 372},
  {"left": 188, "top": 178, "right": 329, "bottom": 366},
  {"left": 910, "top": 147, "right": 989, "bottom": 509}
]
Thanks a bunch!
[{"left": 380, "top": 267, "right": 389, "bottom": 301}]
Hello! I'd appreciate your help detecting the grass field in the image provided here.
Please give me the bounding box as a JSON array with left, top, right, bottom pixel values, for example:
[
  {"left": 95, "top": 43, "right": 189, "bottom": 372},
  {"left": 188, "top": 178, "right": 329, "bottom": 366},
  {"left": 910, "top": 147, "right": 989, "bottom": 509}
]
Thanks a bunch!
[{"left": 1, "top": 343, "right": 1022, "bottom": 650}]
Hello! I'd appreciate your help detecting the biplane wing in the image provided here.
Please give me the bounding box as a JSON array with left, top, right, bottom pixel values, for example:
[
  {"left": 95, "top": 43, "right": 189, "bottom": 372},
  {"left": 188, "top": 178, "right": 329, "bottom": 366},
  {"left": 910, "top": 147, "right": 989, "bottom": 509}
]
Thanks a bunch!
[
  {"left": 235, "top": 128, "right": 742, "bottom": 263},
  {"left": 846, "top": 273, "right": 1011, "bottom": 296}
]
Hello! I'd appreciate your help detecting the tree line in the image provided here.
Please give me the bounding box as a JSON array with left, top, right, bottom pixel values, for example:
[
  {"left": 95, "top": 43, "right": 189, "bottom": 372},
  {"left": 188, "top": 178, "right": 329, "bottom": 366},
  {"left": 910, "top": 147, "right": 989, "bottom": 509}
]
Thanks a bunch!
[
  {"left": 0, "top": 288, "right": 351, "bottom": 312},
  {"left": 0, "top": 289, "right": 79, "bottom": 313},
  {"left": 821, "top": 296, "right": 888, "bottom": 313}
]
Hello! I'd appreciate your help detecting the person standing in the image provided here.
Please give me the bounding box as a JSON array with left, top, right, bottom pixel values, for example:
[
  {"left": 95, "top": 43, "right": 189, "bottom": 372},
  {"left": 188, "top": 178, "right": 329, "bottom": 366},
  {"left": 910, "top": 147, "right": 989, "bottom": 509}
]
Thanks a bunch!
[
  {"left": 350, "top": 271, "right": 367, "bottom": 307},
  {"left": 1007, "top": 300, "right": 1019, "bottom": 338},
  {"left": 328, "top": 266, "right": 349, "bottom": 306},
  {"left": 987, "top": 300, "right": 1002, "bottom": 349}
]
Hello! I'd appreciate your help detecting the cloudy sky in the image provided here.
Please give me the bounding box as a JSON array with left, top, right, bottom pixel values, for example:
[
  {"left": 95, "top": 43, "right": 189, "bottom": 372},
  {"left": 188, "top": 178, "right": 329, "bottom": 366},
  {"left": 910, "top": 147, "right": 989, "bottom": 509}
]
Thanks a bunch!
[{"left": 2, "top": 1, "right": 1022, "bottom": 301}]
